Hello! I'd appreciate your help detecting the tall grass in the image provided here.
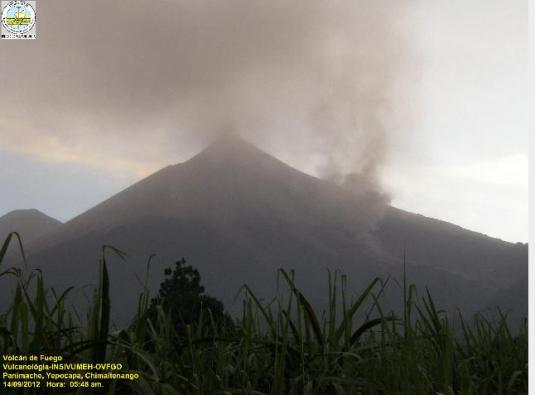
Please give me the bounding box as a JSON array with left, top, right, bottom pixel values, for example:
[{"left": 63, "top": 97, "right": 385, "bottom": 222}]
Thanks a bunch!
[{"left": 0, "top": 233, "right": 528, "bottom": 394}]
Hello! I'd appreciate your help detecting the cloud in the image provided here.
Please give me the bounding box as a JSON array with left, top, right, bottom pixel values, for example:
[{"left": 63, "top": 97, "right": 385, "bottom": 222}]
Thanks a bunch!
[{"left": 0, "top": 0, "right": 413, "bottom": 187}]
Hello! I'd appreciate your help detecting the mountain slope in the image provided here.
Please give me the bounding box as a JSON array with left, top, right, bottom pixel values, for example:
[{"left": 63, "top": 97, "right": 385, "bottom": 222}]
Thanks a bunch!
[
  {"left": 0, "top": 209, "right": 62, "bottom": 244},
  {"left": 18, "top": 135, "right": 527, "bottom": 324},
  {"left": 374, "top": 207, "right": 527, "bottom": 288}
]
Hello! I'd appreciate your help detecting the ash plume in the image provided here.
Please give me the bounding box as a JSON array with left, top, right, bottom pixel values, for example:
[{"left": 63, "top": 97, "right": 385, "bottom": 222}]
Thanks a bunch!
[{"left": 1, "top": 0, "right": 413, "bottom": 219}]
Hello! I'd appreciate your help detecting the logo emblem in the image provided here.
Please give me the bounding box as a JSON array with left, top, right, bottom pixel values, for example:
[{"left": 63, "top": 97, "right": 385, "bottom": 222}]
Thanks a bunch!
[{"left": 1, "top": 1, "right": 36, "bottom": 39}]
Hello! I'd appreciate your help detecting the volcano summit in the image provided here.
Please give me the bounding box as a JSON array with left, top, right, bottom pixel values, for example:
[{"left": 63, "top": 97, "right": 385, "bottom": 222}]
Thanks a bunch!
[{"left": 7, "top": 134, "right": 527, "bottom": 324}]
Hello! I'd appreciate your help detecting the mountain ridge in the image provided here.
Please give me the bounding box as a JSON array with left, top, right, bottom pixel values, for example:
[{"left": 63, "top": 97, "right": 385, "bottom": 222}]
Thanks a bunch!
[
  {"left": 0, "top": 208, "right": 62, "bottom": 244},
  {"left": 4, "top": 135, "right": 526, "bottom": 325}
]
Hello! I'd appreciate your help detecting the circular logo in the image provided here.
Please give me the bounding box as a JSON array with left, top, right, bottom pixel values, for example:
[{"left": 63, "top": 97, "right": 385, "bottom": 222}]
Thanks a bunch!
[{"left": 2, "top": 1, "right": 36, "bottom": 35}]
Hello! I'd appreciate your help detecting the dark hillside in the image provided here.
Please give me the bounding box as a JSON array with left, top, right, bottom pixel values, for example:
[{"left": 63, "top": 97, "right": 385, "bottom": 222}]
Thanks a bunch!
[{"left": 13, "top": 135, "right": 526, "bottom": 324}]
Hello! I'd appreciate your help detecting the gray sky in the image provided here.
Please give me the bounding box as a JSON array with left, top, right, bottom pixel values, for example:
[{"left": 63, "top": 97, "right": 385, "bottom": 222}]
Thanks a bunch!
[{"left": 0, "top": 0, "right": 527, "bottom": 242}]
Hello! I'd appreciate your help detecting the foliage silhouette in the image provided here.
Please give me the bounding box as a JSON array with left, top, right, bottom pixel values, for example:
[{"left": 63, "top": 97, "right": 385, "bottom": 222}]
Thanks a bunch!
[{"left": 149, "top": 258, "right": 232, "bottom": 335}]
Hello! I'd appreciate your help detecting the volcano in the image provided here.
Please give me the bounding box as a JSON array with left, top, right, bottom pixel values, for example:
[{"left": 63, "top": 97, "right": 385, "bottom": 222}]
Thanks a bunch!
[
  {"left": 10, "top": 134, "right": 527, "bottom": 325},
  {"left": 0, "top": 209, "right": 62, "bottom": 245}
]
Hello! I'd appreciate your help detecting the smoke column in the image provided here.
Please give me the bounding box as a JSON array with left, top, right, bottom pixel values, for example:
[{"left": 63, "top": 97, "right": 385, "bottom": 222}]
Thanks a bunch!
[{"left": 0, "top": 0, "right": 412, "bottom": 207}]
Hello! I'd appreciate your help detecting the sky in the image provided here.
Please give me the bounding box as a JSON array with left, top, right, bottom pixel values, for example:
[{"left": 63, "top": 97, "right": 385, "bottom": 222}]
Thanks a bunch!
[{"left": 0, "top": 0, "right": 528, "bottom": 243}]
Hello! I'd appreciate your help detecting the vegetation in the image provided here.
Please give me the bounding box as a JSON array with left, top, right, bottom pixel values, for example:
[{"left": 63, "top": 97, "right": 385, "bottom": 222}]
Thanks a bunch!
[
  {"left": 148, "top": 258, "right": 232, "bottom": 336},
  {"left": 0, "top": 232, "right": 528, "bottom": 394}
]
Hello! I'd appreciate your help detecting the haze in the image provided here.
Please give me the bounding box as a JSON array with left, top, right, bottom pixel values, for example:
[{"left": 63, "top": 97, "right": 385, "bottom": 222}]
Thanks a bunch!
[{"left": 0, "top": 0, "right": 527, "bottom": 242}]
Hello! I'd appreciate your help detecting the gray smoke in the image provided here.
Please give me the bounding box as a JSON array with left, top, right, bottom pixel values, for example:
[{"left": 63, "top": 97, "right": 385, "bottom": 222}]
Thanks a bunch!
[{"left": 0, "top": 1, "right": 412, "bottom": 207}]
